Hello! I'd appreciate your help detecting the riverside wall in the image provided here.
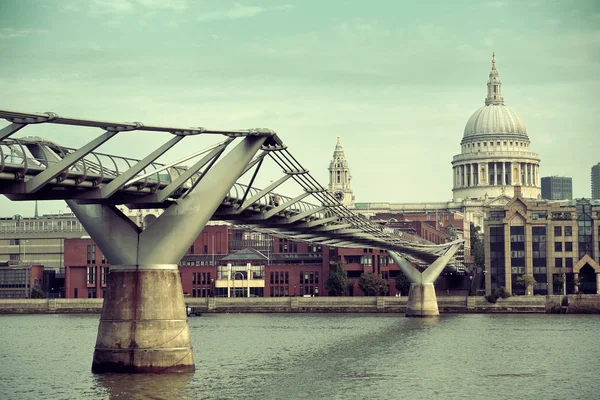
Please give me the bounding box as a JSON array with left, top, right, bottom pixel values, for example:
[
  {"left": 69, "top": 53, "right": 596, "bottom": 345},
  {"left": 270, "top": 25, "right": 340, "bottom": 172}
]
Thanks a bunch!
[{"left": 2, "top": 295, "right": 600, "bottom": 314}]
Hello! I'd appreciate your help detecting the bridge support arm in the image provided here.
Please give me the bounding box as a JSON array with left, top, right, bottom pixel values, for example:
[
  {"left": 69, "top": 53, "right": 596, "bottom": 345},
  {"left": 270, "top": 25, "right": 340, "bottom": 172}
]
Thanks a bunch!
[
  {"left": 389, "top": 244, "right": 461, "bottom": 318},
  {"left": 388, "top": 251, "right": 422, "bottom": 284}
]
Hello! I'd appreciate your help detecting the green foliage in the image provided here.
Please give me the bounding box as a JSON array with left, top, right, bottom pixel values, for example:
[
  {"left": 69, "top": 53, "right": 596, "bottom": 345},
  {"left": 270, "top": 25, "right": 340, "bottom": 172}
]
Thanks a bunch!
[
  {"left": 484, "top": 286, "right": 510, "bottom": 303},
  {"left": 394, "top": 271, "right": 411, "bottom": 296},
  {"left": 470, "top": 223, "right": 485, "bottom": 268},
  {"left": 494, "top": 286, "right": 510, "bottom": 299},
  {"left": 358, "top": 272, "right": 389, "bottom": 296},
  {"left": 485, "top": 294, "right": 498, "bottom": 303},
  {"left": 31, "top": 288, "right": 45, "bottom": 299},
  {"left": 326, "top": 262, "right": 348, "bottom": 296},
  {"left": 516, "top": 274, "right": 536, "bottom": 288}
]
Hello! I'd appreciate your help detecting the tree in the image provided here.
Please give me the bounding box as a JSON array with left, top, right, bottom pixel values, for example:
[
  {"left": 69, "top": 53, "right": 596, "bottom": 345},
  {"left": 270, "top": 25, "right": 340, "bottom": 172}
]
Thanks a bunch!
[
  {"left": 326, "top": 262, "right": 348, "bottom": 296},
  {"left": 358, "top": 272, "right": 389, "bottom": 296},
  {"left": 470, "top": 223, "right": 485, "bottom": 268},
  {"left": 394, "top": 271, "right": 411, "bottom": 296},
  {"left": 516, "top": 274, "right": 536, "bottom": 295},
  {"left": 31, "top": 288, "right": 45, "bottom": 299}
]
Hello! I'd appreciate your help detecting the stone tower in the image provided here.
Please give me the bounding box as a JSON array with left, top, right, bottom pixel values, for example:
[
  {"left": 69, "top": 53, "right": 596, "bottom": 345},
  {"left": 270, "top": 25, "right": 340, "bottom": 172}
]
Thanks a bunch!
[{"left": 328, "top": 137, "right": 354, "bottom": 206}]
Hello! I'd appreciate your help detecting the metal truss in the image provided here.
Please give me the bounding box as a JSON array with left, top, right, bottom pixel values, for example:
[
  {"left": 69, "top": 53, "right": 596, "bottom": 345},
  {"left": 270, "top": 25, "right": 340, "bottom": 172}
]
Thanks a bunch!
[{"left": 0, "top": 109, "right": 463, "bottom": 266}]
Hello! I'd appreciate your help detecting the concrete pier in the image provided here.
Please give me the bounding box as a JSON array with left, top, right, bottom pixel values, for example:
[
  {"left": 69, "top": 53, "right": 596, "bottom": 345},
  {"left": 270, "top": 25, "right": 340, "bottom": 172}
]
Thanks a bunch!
[
  {"left": 389, "top": 243, "right": 460, "bottom": 317},
  {"left": 405, "top": 283, "right": 439, "bottom": 317},
  {"left": 92, "top": 267, "right": 194, "bottom": 373}
]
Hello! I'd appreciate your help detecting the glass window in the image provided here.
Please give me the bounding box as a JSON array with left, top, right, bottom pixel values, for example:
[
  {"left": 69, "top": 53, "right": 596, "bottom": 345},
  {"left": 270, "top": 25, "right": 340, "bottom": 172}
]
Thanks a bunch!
[
  {"left": 565, "top": 226, "right": 572, "bottom": 236},
  {"left": 87, "top": 266, "right": 96, "bottom": 285},
  {"left": 554, "top": 226, "right": 562, "bottom": 237},
  {"left": 554, "top": 242, "right": 562, "bottom": 252},
  {"left": 555, "top": 258, "right": 563, "bottom": 268},
  {"left": 565, "top": 258, "right": 573, "bottom": 268},
  {"left": 565, "top": 242, "right": 572, "bottom": 252}
]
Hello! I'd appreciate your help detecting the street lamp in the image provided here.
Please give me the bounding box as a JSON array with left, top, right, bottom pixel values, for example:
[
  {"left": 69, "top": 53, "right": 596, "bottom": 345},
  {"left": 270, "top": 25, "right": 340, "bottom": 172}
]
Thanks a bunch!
[
  {"left": 469, "top": 275, "right": 473, "bottom": 296},
  {"left": 21, "top": 240, "right": 29, "bottom": 265}
]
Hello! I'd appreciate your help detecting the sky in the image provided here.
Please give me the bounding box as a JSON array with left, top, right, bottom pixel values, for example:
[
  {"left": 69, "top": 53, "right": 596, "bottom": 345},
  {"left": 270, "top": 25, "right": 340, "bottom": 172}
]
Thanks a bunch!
[{"left": 0, "top": 0, "right": 599, "bottom": 217}]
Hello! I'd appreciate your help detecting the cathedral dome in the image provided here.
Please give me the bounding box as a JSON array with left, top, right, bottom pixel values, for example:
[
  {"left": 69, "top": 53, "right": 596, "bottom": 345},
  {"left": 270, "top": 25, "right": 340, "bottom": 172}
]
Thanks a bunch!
[{"left": 463, "top": 104, "right": 527, "bottom": 138}]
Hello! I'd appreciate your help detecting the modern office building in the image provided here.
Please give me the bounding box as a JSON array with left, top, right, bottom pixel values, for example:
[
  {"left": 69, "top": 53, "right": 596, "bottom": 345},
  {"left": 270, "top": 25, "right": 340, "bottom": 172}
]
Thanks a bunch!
[
  {"left": 592, "top": 163, "right": 600, "bottom": 200},
  {"left": 0, "top": 261, "right": 44, "bottom": 298},
  {"left": 0, "top": 212, "right": 86, "bottom": 271},
  {"left": 484, "top": 186, "right": 600, "bottom": 296},
  {"left": 541, "top": 176, "right": 573, "bottom": 200}
]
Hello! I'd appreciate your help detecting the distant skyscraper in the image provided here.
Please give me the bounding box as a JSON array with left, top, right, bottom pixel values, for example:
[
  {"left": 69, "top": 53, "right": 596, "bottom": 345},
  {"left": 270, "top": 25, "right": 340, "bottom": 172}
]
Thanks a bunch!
[
  {"left": 541, "top": 176, "right": 572, "bottom": 200},
  {"left": 592, "top": 163, "right": 600, "bottom": 199}
]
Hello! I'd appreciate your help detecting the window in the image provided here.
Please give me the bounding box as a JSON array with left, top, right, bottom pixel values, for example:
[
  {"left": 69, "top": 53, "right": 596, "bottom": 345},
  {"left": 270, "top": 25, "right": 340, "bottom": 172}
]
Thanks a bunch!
[
  {"left": 101, "top": 267, "right": 109, "bottom": 285},
  {"left": 74, "top": 288, "right": 78, "bottom": 298},
  {"left": 88, "top": 288, "right": 97, "bottom": 298},
  {"left": 554, "top": 226, "right": 562, "bottom": 237},
  {"left": 565, "top": 242, "right": 572, "bottom": 252},
  {"left": 565, "top": 258, "right": 573, "bottom": 268},
  {"left": 554, "top": 242, "right": 562, "bottom": 252},
  {"left": 565, "top": 226, "right": 572, "bottom": 236},
  {"left": 87, "top": 266, "right": 96, "bottom": 285},
  {"left": 555, "top": 258, "right": 563, "bottom": 268}
]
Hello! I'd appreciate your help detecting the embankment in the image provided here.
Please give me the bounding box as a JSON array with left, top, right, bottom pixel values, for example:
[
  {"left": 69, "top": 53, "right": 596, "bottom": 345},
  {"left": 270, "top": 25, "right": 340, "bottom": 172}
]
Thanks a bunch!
[{"left": 2, "top": 295, "right": 600, "bottom": 314}]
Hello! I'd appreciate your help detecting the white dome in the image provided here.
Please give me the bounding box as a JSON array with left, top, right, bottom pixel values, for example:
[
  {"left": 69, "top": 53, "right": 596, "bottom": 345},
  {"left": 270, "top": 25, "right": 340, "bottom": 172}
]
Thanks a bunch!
[{"left": 463, "top": 104, "right": 527, "bottom": 138}]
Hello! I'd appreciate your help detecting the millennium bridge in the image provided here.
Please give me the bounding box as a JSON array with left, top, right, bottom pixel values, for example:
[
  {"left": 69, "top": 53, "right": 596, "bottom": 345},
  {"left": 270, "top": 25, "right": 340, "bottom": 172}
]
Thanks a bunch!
[{"left": 0, "top": 109, "right": 462, "bottom": 373}]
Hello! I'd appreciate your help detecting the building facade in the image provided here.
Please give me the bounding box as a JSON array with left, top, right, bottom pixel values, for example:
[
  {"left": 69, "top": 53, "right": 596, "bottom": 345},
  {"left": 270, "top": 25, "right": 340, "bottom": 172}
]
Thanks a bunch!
[
  {"left": 0, "top": 213, "right": 86, "bottom": 270},
  {"left": 592, "top": 163, "right": 600, "bottom": 200},
  {"left": 541, "top": 176, "right": 573, "bottom": 200},
  {"left": 484, "top": 187, "right": 600, "bottom": 296},
  {"left": 0, "top": 262, "right": 44, "bottom": 298}
]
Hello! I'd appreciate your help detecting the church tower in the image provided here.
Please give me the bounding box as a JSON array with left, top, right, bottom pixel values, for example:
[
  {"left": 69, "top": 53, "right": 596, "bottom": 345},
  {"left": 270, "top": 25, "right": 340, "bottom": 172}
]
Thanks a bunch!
[{"left": 328, "top": 137, "right": 354, "bottom": 206}]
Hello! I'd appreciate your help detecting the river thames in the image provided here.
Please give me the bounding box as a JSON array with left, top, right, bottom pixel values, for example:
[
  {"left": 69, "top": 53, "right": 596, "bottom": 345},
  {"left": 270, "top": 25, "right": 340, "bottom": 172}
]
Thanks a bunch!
[{"left": 0, "top": 313, "right": 599, "bottom": 399}]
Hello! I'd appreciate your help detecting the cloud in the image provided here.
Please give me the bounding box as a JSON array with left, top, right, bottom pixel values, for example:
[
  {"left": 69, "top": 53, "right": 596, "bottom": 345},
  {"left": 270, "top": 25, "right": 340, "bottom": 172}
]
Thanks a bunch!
[
  {"left": 88, "top": 0, "right": 135, "bottom": 15},
  {"left": 0, "top": 28, "right": 48, "bottom": 39},
  {"left": 197, "top": 3, "right": 294, "bottom": 22},
  {"left": 484, "top": 1, "right": 505, "bottom": 8},
  {"left": 62, "top": 0, "right": 187, "bottom": 15}
]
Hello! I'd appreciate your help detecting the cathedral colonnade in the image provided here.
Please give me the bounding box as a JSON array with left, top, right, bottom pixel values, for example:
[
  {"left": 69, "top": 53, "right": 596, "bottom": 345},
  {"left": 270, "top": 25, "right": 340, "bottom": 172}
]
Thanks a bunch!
[{"left": 453, "top": 161, "right": 540, "bottom": 188}]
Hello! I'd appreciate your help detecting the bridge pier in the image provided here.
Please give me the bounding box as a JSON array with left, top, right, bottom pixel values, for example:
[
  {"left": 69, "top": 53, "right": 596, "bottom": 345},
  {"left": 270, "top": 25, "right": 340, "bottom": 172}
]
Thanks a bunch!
[
  {"left": 389, "top": 244, "right": 460, "bottom": 317},
  {"left": 68, "top": 136, "right": 266, "bottom": 373}
]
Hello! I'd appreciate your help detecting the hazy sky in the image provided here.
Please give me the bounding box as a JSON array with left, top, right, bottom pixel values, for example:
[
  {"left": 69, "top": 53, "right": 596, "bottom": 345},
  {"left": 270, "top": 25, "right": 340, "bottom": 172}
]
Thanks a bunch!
[{"left": 1, "top": 0, "right": 599, "bottom": 217}]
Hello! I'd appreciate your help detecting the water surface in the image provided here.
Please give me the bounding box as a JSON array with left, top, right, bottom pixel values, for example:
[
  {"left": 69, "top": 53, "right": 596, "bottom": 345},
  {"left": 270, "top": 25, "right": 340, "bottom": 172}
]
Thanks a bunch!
[{"left": 1, "top": 313, "right": 599, "bottom": 399}]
